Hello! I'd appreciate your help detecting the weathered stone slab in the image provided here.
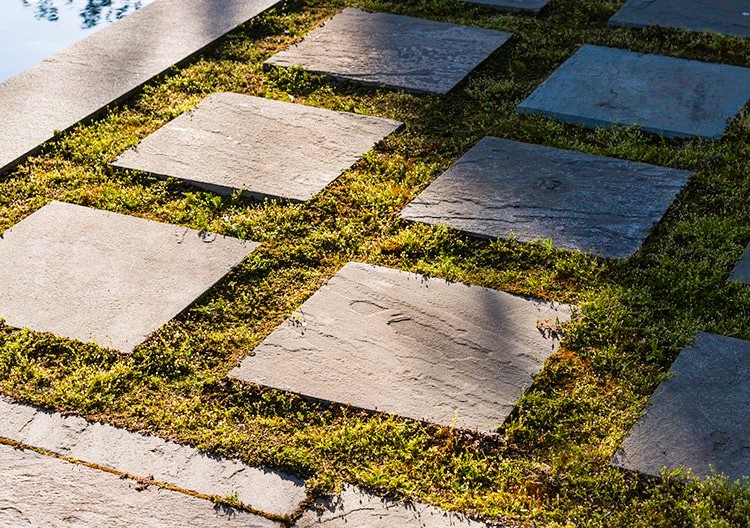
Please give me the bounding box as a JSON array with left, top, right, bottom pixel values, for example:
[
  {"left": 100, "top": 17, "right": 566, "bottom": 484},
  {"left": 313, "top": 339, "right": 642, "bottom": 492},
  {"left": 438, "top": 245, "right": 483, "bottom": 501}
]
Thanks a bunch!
[
  {"left": 518, "top": 45, "right": 750, "bottom": 140},
  {"left": 0, "top": 397, "right": 305, "bottom": 516},
  {"left": 730, "top": 243, "right": 750, "bottom": 284},
  {"left": 231, "top": 262, "right": 571, "bottom": 432},
  {"left": 0, "top": 443, "right": 279, "bottom": 527},
  {"left": 113, "top": 93, "right": 402, "bottom": 202},
  {"left": 463, "top": 0, "right": 550, "bottom": 13},
  {"left": 614, "top": 333, "right": 750, "bottom": 480},
  {"left": 295, "top": 486, "right": 502, "bottom": 527},
  {"left": 400, "top": 137, "right": 691, "bottom": 259},
  {"left": 0, "top": 201, "right": 256, "bottom": 353},
  {"left": 610, "top": 0, "right": 750, "bottom": 39},
  {"left": 0, "top": 0, "right": 283, "bottom": 173},
  {"left": 264, "top": 8, "right": 512, "bottom": 95}
]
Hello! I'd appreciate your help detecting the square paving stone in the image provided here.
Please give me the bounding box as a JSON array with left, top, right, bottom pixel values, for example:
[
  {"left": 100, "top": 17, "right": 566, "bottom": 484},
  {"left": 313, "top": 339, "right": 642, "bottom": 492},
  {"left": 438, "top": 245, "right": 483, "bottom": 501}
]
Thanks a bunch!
[
  {"left": 0, "top": 201, "right": 256, "bottom": 353},
  {"left": 400, "top": 137, "right": 691, "bottom": 259},
  {"left": 230, "top": 262, "right": 571, "bottom": 433},
  {"left": 614, "top": 332, "right": 750, "bottom": 480},
  {"left": 518, "top": 45, "right": 750, "bottom": 140},
  {"left": 463, "top": 0, "right": 550, "bottom": 13},
  {"left": 730, "top": 243, "right": 750, "bottom": 284},
  {"left": 264, "top": 8, "right": 513, "bottom": 95},
  {"left": 610, "top": 1, "right": 750, "bottom": 39},
  {"left": 113, "top": 93, "right": 402, "bottom": 202}
]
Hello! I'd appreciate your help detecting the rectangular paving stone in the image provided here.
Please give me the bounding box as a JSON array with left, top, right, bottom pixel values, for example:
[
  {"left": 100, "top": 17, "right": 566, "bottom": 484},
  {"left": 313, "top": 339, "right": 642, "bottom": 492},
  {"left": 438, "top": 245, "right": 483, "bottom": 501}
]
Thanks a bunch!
[
  {"left": 610, "top": 1, "right": 750, "bottom": 39},
  {"left": 264, "top": 8, "right": 512, "bottom": 95},
  {"left": 730, "top": 243, "right": 750, "bottom": 284},
  {"left": 518, "top": 44, "right": 750, "bottom": 140},
  {"left": 0, "top": 201, "right": 257, "bottom": 353},
  {"left": 0, "top": 443, "right": 278, "bottom": 527},
  {"left": 463, "top": 0, "right": 550, "bottom": 13},
  {"left": 614, "top": 332, "right": 750, "bottom": 481},
  {"left": 0, "top": 0, "right": 283, "bottom": 174},
  {"left": 231, "top": 262, "right": 571, "bottom": 433},
  {"left": 113, "top": 93, "right": 402, "bottom": 202},
  {"left": 295, "top": 485, "right": 502, "bottom": 527},
  {"left": 400, "top": 137, "right": 691, "bottom": 259},
  {"left": 0, "top": 397, "right": 305, "bottom": 516}
]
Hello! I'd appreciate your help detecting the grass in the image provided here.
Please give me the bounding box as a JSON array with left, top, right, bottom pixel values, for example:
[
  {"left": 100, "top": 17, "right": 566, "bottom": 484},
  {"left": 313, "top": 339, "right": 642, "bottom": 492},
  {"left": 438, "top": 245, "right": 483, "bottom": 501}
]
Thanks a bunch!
[{"left": 1, "top": 0, "right": 750, "bottom": 526}]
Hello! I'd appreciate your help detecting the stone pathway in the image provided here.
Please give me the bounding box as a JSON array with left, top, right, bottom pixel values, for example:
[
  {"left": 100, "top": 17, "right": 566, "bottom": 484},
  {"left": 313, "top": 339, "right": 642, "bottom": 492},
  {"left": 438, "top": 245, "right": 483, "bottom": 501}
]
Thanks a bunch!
[
  {"left": 610, "top": 0, "right": 750, "bottom": 39},
  {"left": 231, "top": 262, "right": 571, "bottom": 432},
  {"left": 519, "top": 44, "right": 750, "bottom": 140},
  {"left": 400, "top": 137, "right": 691, "bottom": 259},
  {"left": 0, "top": 0, "right": 283, "bottom": 173},
  {"left": 0, "top": 201, "right": 256, "bottom": 353},
  {"left": 264, "top": 8, "right": 512, "bottom": 94},
  {"left": 113, "top": 93, "right": 402, "bottom": 202},
  {"left": 464, "top": 0, "right": 550, "bottom": 13},
  {"left": 731, "top": 244, "right": 750, "bottom": 284}
]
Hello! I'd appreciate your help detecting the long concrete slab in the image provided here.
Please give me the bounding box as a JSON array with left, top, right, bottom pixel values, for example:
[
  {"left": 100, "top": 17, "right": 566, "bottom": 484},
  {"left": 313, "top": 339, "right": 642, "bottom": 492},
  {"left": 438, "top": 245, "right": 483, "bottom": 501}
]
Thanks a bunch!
[{"left": 0, "top": 0, "right": 282, "bottom": 174}]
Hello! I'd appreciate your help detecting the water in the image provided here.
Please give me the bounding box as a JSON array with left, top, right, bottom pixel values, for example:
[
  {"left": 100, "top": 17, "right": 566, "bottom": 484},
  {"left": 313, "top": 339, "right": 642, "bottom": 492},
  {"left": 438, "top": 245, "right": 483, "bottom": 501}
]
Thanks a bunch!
[{"left": 0, "top": 0, "right": 156, "bottom": 83}]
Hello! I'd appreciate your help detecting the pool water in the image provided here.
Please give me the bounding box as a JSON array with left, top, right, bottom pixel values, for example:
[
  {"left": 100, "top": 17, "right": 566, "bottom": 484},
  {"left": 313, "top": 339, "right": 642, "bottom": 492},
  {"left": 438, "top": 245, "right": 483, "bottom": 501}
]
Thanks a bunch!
[{"left": 0, "top": 0, "right": 156, "bottom": 83}]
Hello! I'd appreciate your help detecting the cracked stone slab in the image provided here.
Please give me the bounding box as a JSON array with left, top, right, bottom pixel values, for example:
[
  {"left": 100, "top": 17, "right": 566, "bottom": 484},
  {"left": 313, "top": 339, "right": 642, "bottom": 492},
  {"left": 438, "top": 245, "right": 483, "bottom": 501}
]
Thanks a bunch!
[
  {"left": 614, "top": 333, "right": 750, "bottom": 481},
  {"left": 730, "top": 243, "right": 750, "bottom": 284},
  {"left": 0, "top": 396, "right": 305, "bottom": 517},
  {"left": 463, "top": 0, "right": 550, "bottom": 13},
  {"left": 295, "top": 486, "right": 503, "bottom": 527},
  {"left": 264, "top": 8, "right": 512, "bottom": 95},
  {"left": 518, "top": 44, "right": 750, "bottom": 140},
  {"left": 231, "top": 262, "right": 571, "bottom": 433},
  {"left": 0, "top": 443, "right": 279, "bottom": 527},
  {"left": 400, "top": 137, "right": 691, "bottom": 259},
  {"left": 112, "top": 93, "right": 402, "bottom": 202},
  {"left": 0, "top": 0, "right": 283, "bottom": 173},
  {"left": 610, "top": 0, "right": 750, "bottom": 39},
  {"left": 0, "top": 201, "right": 257, "bottom": 353}
]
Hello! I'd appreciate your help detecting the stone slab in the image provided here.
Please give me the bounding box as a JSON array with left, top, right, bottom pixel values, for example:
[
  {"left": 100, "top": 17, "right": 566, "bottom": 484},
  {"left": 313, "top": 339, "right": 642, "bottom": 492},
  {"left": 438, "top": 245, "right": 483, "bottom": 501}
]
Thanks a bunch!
[
  {"left": 730, "top": 243, "right": 750, "bottom": 284},
  {"left": 614, "top": 332, "right": 750, "bottom": 481},
  {"left": 610, "top": 0, "right": 750, "bottom": 39},
  {"left": 264, "top": 8, "right": 512, "bottom": 95},
  {"left": 400, "top": 137, "right": 691, "bottom": 259},
  {"left": 112, "top": 93, "right": 402, "bottom": 202},
  {"left": 0, "top": 0, "right": 283, "bottom": 173},
  {"left": 231, "top": 262, "right": 571, "bottom": 433},
  {"left": 0, "top": 443, "right": 278, "bottom": 527},
  {"left": 518, "top": 44, "right": 750, "bottom": 140},
  {"left": 0, "top": 201, "right": 257, "bottom": 353},
  {"left": 0, "top": 397, "right": 305, "bottom": 517},
  {"left": 295, "top": 486, "right": 502, "bottom": 527},
  {"left": 463, "top": 0, "right": 550, "bottom": 13}
]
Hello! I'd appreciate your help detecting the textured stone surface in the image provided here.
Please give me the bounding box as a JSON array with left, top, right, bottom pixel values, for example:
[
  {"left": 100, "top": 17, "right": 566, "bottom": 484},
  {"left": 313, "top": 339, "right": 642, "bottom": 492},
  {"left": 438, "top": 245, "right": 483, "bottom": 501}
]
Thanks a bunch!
[
  {"left": 610, "top": 0, "right": 750, "bottom": 39},
  {"left": 231, "top": 262, "right": 571, "bottom": 432},
  {"left": 731, "top": 243, "right": 750, "bottom": 284},
  {"left": 400, "top": 137, "right": 691, "bottom": 259},
  {"left": 295, "top": 486, "right": 501, "bottom": 527},
  {"left": 0, "top": 0, "right": 283, "bottom": 173},
  {"left": 113, "top": 93, "right": 402, "bottom": 202},
  {"left": 463, "top": 0, "right": 550, "bottom": 13},
  {"left": 0, "top": 201, "right": 256, "bottom": 353},
  {"left": 518, "top": 45, "right": 750, "bottom": 140},
  {"left": 0, "top": 444, "right": 278, "bottom": 527},
  {"left": 0, "top": 397, "right": 304, "bottom": 516},
  {"left": 265, "top": 8, "right": 512, "bottom": 95},
  {"left": 614, "top": 333, "right": 750, "bottom": 480}
]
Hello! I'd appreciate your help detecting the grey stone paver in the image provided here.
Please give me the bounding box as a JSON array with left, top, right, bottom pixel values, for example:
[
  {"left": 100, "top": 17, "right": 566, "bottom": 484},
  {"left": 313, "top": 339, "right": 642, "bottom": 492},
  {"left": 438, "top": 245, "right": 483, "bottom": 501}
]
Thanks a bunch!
[
  {"left": 610, "top": 0, "right": 750, "bottom": 39},
  {"left": 0, "top": 201, "right": 256, "bottom": 353},
  {"left": 614, "top": 332, "right": 750, "bottom": 480},
  {"left": 0, "top": 0, "right": 283, "bottom": 173},
  {"left": 295, "top": 486, "right": 502, "bottom": 527},
  {"left": 113, "top": 93, "right": 402, "bottom": 202},
  {"left": 463, "top": 0, "right": 550, "bottom": 13},
  {"left": 518, "top": 44, "right": 750, "bottom": 140},
  {"left": 0, "top": 443, "right": 279, "bottom": 527},
  {"left": 0, "top": 397, "right": 305, "bottom": 516},
  {"left": 264, "top": 8, "right": 512, "bottom": 95},
  {"left": 730, "top": 243, "right": 750, "bottom": 284},
  {"left": 231, "top": 262, "right": 571, "bottom": 433},
  {"left": 400, "top": 137, "right": 691, "bottom": 259}
]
